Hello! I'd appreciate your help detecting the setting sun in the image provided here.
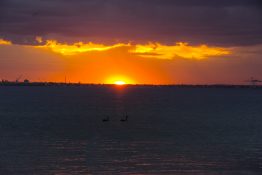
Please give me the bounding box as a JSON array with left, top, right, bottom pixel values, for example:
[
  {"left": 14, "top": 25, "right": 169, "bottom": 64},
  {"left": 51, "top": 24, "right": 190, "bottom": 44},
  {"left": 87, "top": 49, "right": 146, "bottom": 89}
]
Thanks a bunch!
[
  {"left": 114, "top": 81, "right": 126, "bottom": 85},
  {"left": 106, "top": 76, "right": 135, "bottom": 85}
]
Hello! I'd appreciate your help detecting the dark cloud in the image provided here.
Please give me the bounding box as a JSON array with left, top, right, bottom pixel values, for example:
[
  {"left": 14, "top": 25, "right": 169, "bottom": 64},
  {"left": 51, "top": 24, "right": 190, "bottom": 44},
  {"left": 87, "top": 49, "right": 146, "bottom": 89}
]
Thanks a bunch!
[{"left": 0, "top": 0, "right": 262, "bottom": 46}]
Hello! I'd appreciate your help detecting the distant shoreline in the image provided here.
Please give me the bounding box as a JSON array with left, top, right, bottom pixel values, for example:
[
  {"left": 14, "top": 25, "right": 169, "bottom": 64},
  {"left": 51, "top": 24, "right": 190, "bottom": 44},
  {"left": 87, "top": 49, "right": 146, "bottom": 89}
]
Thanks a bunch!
[{"left": 0, "top": 82, "right": 262, "bottom": 88}]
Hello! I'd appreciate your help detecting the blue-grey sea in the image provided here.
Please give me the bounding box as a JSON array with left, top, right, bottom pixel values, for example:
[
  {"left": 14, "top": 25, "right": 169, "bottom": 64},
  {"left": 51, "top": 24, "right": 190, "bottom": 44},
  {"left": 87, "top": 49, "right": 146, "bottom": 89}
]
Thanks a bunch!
[{"left": 0, "top": 86, "right": 262, "bottom": 175}]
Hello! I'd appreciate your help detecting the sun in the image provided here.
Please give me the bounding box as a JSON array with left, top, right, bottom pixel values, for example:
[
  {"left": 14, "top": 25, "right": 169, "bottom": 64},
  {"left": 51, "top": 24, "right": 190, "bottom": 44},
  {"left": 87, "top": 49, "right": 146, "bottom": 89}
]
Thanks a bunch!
[
  {"left": 106, "top": 75, "right": 134, "bottom": 85},
  {"left": 114, "top": 80, "right": 126, "bottom": 86}
]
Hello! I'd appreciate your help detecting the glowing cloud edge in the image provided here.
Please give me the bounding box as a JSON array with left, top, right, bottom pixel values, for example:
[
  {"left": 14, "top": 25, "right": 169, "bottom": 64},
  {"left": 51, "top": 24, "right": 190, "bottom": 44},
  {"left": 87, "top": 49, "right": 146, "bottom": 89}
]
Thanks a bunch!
[{"left": 0, "top": 38, "right": 231, "bottom": 60}]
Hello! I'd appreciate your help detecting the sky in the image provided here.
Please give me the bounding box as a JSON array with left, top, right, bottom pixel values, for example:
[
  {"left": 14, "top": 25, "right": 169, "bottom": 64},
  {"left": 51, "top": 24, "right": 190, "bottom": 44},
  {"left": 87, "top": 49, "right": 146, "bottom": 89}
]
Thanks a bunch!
[{"left": 0, "top": 0, "right": 262, "bottom": 84}]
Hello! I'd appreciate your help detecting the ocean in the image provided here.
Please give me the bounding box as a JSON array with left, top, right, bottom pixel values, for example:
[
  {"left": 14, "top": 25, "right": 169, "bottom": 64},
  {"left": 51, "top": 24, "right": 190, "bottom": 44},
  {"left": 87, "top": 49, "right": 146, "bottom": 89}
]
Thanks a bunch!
[{"left": 0, "top": 86, "right": 261, "bottom": 175}]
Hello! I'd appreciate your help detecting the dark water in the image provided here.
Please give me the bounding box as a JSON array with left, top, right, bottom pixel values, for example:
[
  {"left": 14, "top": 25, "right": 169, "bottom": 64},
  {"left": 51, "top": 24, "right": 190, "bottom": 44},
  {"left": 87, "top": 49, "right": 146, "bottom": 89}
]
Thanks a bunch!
[{"left": 0, "top": 86, "right": 262, "bottom": 175}]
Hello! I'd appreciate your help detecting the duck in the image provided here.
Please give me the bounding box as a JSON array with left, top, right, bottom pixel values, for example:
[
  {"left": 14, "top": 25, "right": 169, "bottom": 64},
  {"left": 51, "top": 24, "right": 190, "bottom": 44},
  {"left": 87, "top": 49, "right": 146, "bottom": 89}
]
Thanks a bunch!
[
  {"left": 120, "top": 114, "right": 128, "bottom": 122},
  {"left": 102, "top": 116, "right": 110, "bottom": 122}
]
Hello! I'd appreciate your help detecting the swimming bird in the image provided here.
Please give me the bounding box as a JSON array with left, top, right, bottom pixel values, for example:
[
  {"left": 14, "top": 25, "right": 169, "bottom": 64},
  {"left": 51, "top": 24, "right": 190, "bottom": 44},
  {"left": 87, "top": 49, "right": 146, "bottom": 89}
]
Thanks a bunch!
[
  {"left": 120, "top": 114, "right": 128, "bottom": 122},
  {"left": 102, "top": 116, "right": 110, "bottom": 122}
]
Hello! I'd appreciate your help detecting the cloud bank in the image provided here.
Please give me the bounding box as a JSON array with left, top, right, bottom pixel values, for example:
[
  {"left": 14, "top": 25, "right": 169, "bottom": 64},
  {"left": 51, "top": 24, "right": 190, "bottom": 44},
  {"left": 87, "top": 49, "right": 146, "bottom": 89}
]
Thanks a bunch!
[
  {"left": 1, "top": 0, "right": 261, "bottom": 46},
  {"left": 1, "top": 38, "right": 230, "bottom": 60}
]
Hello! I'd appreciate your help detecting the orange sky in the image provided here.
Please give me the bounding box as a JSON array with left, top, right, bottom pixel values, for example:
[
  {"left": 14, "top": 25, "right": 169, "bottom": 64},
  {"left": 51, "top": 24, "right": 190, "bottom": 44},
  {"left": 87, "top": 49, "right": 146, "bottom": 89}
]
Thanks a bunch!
[{"left": 0, "top": 38, "right": 261, "bottom": 85}]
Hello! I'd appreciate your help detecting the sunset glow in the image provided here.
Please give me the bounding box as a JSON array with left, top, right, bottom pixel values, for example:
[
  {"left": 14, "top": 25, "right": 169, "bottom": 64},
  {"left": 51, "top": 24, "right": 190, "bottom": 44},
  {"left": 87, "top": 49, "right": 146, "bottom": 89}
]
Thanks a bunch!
[
  {"left": 0, "top": 37, "right": 256, "bottom": 85},
  {"left": 132, "top": 42, "right": 231, "bottom": 60},
  {"left": 106, "top": 76, "right": 135, "bottom": 85},
  {"left": 0, "top": 39, "right": 12, "bottom": 45},
  {"left": 2, "top": 36, "right": 261, "bottom": 85},
  {"left": 114, "top": 81, "right": 126, "bottom": 86},
  {"left": 33, "top": 39, "right": 230, "bottom": 60},
  {"left": 34, "top": 40, "right": 130, "bottom": 56}
]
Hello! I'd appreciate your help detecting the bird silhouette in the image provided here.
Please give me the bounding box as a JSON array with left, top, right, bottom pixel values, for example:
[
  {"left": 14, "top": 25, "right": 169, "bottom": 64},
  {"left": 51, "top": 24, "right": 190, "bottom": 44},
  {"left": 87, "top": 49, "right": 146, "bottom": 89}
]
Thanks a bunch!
[
  {"left": 102, "top": 116, "right": 110, "bottom": 122},
  {"left": 120, "top": 114, "right": 128, "bottom": 122}
]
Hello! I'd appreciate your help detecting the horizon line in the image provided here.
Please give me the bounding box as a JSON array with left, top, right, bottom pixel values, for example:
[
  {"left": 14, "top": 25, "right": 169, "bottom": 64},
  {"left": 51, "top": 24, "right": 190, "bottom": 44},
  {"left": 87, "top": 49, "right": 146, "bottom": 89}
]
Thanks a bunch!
[{"left": 0, "top": 81, "right": 261, "bottom": 87}]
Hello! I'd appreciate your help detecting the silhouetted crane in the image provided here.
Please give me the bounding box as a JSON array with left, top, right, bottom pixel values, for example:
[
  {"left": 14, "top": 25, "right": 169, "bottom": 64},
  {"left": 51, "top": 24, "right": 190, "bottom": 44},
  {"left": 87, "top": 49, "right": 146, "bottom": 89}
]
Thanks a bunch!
[
  {"left": 16, "top": 75, "right": 23, "bottom": 83},
  {"left": 245, "top": 77, "right": 262, "bottom": 86}
]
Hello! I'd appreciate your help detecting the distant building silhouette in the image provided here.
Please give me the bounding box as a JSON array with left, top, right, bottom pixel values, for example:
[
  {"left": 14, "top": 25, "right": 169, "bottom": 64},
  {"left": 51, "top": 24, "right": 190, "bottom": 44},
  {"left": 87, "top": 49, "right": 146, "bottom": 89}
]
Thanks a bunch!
[{"left": 24, "top": 79, "right": 30, "bottom": 83}]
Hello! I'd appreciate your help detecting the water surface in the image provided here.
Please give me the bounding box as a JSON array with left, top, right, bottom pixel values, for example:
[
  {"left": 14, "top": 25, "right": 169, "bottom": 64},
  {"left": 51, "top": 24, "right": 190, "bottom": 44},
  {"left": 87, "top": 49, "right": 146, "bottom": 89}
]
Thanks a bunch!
[{"left": 0, "top": 86, "right": 262, "bottom": 174}]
